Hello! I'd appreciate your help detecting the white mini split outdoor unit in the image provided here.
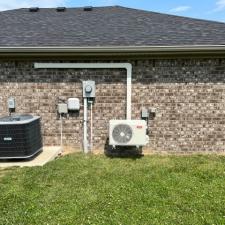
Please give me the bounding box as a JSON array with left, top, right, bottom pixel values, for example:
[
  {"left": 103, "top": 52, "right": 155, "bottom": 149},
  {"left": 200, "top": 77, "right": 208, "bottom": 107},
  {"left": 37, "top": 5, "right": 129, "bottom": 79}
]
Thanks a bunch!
[{"left": 109, "top": 120, "right": 148, "bottom": 147}]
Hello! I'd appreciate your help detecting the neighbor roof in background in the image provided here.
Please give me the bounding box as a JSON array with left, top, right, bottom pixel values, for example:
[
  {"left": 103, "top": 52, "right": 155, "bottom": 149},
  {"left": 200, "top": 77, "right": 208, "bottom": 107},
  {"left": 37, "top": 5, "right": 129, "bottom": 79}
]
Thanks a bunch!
[{"left": 0, "top": 6, "right": 225, "bottom": 47}]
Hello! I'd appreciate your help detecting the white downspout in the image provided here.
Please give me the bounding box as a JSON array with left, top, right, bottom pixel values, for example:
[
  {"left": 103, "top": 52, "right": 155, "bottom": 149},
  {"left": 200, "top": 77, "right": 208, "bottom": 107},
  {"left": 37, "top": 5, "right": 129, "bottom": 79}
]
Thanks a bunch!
[{"left": 34, "top": 63, "right": 133, "bottom": 153}]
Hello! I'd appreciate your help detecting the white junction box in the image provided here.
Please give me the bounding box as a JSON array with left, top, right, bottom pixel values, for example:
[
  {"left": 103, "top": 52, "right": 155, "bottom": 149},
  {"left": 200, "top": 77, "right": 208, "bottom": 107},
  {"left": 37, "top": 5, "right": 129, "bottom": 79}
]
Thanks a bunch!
[
  {"left": 67, "top": 98, "right": 80, "bottom": 111},
  {"left": 57, "top": 103, "right": 68, "bottom": 114},
  {"left": 109, "top": 120, "right": 147, "bottom": 147}
]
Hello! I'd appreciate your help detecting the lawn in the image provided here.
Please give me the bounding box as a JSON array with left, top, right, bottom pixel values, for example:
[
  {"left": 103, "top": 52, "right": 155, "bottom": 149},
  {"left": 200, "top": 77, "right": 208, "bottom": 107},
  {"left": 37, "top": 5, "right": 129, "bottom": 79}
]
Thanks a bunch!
[{"left": 0, "top": 154, "right": 225, "bottom": 225}]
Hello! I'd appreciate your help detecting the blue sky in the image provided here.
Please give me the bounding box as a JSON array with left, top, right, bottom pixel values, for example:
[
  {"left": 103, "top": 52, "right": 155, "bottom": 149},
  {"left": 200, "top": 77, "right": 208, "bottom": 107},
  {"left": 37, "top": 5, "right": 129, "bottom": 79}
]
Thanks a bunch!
[{"left": 0, "top": 0, "right": 225, "bottom": 22}]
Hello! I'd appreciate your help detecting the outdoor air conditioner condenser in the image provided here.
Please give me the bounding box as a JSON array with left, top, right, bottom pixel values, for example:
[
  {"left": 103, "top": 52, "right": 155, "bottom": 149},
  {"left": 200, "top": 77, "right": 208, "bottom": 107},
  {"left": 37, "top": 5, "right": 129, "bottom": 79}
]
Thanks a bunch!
[
  {"left": 0, "top": 114, "right": 43, "bottom": 159},
  {"left": 109, "top": 120, "right": 147, "bottom": 147}
]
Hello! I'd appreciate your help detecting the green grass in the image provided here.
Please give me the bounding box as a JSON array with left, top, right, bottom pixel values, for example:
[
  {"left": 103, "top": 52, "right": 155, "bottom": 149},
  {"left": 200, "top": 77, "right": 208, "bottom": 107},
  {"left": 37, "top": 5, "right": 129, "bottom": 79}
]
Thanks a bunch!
[{"left": 0, "top": 154, "right": 225, "bottom": 225}]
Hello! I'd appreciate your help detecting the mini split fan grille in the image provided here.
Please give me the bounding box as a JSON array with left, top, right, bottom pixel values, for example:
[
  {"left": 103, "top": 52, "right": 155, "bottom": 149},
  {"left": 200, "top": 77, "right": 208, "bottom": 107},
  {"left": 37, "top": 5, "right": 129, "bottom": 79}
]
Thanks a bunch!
[{"left": 112, "top": 124, "right": 133, "bottom": 144}]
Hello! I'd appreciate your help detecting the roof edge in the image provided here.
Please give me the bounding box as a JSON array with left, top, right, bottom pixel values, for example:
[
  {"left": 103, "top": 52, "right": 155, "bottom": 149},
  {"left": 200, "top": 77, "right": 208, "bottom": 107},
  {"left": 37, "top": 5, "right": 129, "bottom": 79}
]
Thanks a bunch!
[{"left": 0, "top": 45, "right": 225, "bottom": 56}]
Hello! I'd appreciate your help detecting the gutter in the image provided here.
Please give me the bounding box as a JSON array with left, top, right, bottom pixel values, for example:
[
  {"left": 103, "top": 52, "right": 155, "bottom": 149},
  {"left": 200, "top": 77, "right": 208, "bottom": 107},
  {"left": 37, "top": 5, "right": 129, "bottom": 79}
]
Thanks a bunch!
[{"left": 0, "top": 45, "right": 225, "bottom": 56}]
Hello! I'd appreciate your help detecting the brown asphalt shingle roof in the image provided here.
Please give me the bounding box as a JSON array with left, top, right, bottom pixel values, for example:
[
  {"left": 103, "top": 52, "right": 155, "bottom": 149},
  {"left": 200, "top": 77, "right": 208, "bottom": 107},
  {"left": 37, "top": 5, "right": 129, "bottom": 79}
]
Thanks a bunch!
[{"left": 0, "top": 6, "right": 225, "bottom": 47}]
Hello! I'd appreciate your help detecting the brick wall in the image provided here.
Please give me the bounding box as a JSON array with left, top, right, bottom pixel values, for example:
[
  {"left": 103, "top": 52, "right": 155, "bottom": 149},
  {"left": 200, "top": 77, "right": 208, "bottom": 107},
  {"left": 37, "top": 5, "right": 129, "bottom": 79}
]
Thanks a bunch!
[{"left": 0, "top": 58, "right": 225, "bottom": 153}]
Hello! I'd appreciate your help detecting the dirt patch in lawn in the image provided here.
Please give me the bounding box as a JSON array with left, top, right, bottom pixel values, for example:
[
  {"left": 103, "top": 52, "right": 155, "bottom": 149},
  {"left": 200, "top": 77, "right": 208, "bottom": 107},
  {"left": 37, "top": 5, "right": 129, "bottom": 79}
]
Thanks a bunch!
[
  {"left": 0, "top": 168, "right": 14, "bottom": 180},
  {"left": 61, "top": 146, "right": 82, "bottom": 156}
]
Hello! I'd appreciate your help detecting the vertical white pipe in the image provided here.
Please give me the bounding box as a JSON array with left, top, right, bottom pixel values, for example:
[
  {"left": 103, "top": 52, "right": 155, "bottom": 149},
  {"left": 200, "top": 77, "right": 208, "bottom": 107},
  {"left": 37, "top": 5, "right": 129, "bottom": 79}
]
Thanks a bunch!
[
  {"left": 60, "top": 113, "right": 63, "bottom": 147},
  {"left": 90, "top": 101, "right": 93, "bottom": 151},
  {"left": 126, "top": 64, "right": 132, "bottom": 120},
  {"left": 83, "top": 97, "right": 88, "bottom": 153}
]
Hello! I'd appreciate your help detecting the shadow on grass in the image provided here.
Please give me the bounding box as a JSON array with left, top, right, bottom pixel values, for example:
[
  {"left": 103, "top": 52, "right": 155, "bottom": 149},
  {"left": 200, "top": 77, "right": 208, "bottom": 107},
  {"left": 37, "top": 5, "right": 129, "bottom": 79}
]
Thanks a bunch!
[{"left": 104, "top": 138, "right": 144, "bottom": 159}]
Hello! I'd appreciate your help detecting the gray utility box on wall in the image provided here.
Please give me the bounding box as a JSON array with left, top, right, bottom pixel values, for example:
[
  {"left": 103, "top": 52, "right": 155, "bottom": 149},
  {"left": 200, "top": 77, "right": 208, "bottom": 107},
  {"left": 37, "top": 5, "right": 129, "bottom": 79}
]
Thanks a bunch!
[
  {"left": 57, "top": 103, "right": 68, "bottom": 114},
  {"left": 8, "top": 97, "right": 16, "bottom": 110},
  {"left": 83, "top": 80, "right": 95, "bottom": 98}
]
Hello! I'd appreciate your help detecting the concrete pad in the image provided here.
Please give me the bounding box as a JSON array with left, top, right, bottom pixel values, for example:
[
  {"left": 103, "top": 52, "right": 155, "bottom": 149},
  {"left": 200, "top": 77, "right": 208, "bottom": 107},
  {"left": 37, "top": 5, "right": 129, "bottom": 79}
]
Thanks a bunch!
[{"left": 0, "top": 146, "right": 62, "bottom": 168}]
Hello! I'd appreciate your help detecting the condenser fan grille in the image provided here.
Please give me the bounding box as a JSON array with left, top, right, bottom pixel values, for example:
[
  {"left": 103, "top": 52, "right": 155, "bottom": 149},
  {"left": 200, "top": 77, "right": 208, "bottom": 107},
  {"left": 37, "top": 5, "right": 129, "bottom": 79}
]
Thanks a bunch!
[{"left": 112, "top": 124, "right": 133, "bottom": 144}]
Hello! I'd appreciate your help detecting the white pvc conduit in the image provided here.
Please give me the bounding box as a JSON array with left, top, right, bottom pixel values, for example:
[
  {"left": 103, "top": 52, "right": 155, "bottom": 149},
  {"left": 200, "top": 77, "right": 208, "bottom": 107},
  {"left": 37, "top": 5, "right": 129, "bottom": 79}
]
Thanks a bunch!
[
  {"left": 90, "top": 100, "right": 93, "bottom": 151},
  {"left": 83, "top": 97, "right": 88, "bottom": 153},
  {"left": 34, "top": 63, "right": 132, "bottom": 119}
]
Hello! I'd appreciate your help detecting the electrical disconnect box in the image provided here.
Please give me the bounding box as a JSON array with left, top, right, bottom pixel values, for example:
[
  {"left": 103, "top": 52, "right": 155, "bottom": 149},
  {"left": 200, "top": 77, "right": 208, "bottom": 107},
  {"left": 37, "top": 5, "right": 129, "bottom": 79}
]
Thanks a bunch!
[
  {"left": 141, "top": 107, "right": 149, "bottom": 119},
  {"left": 150, "top": 108, "right": 157, "bottom": 114},
  {"left": 83, "top": 80, "right": 95, "bottom": 98},
  {"left": 57, "top": 103, "right": 68, "bottom": 114},
  {"left": 68, "top": 98, "right": 80, "bottom": 111},
  {"left": 8, "top": 97, "right": 15, "bottom": 110}
]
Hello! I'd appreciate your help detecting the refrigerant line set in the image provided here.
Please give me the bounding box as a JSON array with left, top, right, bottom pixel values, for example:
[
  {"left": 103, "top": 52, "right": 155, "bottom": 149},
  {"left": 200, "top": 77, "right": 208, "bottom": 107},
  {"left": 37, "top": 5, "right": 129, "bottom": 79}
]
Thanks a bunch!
[{"left": 34, "top": 63, "right": 149, "bottom": 153}]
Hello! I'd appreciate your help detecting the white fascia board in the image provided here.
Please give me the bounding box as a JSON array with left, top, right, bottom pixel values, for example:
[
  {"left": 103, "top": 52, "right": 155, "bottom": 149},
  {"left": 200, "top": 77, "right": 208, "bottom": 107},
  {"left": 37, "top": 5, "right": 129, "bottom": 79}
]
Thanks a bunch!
[{"left": 1, "top": 45, "right": 225, "bottom": 53}]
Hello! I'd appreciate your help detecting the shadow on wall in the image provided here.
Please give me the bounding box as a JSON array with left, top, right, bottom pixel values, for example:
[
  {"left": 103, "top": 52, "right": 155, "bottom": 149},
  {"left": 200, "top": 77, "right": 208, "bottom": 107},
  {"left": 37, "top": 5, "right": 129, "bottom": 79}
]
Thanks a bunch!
[
  {"left": 134, "top": 58, "right": 225, "bottom": 84},
  {"left": 0, "top": 61, "right": 127, "bottom": 83},
  {"left": 1, "top": 59, "right": 225, "bottom": 84},
  {"left": 104, "top": 138, "right": 143, "bottom": 159}
]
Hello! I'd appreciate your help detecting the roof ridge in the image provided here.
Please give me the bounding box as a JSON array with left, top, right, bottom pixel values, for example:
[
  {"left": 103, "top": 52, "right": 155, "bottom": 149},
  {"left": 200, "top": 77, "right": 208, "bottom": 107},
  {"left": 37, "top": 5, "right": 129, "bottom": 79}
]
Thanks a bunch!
[
  {"left": 0, "top": 5, "right": 225, "bottom": 25},
  {"left": 114, "top": 5, "right": 225, "bottom": 25},
  {"left": 0, "top": 5, "right": 117, "bottom": 13}
]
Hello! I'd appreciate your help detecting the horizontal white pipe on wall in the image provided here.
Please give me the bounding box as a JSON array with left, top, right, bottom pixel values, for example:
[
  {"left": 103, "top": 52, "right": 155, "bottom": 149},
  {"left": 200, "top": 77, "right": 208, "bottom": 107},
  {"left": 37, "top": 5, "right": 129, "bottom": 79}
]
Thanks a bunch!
[{"left": 34, "top": 63, "right": 132, "bottom": 120}]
